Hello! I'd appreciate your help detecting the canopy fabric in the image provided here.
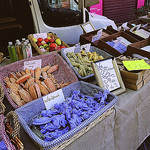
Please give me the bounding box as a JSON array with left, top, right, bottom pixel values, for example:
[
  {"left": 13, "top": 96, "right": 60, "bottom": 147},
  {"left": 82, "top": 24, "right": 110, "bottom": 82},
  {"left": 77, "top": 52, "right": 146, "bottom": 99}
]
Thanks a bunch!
[{"left": 78, "top": 0, "right": 99, "bottom": 9}]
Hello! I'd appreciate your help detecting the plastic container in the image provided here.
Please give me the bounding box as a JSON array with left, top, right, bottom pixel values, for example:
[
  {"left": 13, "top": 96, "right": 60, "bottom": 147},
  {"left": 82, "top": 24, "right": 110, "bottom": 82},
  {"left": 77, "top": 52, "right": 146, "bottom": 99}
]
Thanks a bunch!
[{"left": 61, "top": 46, "right": 112, "bottom": 80}]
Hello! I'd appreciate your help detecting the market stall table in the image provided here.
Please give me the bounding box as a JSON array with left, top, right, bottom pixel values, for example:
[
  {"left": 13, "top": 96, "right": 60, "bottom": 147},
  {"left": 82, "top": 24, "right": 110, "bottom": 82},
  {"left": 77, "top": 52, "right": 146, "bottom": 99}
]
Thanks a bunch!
[{"left": 1, "top": 58, "right": 150, "bottom": 150}]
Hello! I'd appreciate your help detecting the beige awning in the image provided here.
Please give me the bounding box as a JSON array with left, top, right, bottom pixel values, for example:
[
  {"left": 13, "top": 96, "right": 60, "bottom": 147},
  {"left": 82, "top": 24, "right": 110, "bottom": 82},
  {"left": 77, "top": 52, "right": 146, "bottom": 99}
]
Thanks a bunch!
[{"left": 78, "top": 0, "right": 99, "bottom": 9}]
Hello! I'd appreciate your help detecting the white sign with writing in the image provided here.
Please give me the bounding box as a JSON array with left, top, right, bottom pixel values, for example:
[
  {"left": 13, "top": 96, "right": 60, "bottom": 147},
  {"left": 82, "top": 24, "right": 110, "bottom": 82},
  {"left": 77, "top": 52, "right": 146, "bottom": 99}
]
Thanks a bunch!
[
  {"left": 33, "top": 33, "right": 47, "bottom": 39},
  {"left": 92, "top": 29, "right": 103, "bottom": 42},
  {"left": 43, "top": 89, "right": 65, "bottom": 110},
  {"left": 95, "top": 58, "right": 120, "bottom": 92},
  {"left": 24, "top": 59, "right": 42, "bottom": 70}
]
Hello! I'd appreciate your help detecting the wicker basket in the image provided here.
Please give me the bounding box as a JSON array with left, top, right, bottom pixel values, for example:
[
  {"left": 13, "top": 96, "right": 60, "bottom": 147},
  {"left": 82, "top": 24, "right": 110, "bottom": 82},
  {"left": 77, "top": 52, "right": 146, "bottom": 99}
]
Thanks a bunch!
[
  {"left": 0, "top": 52, "right": 4, "bottom": 63},
  {"left": 125, "top": 37, "right": 150, "bottom": 59},
  {"left": 79, "top": 28, "right": 112, "bottom": 47},
  {"left": 98, "top": 31, "right": 139, "bottom": 56},
  {"left": 0, "top": 82, "right": 5, "bottom": 114},
  {"left": 16, "top": 81, "right": 118, "bottom": 150},
  {"left": 0, "top": 111, "right": 24, "bottom": 150},
  {"left": 0, "top": 52, "right": 78, "bottom": 109},
  {"left": 28, "top": 33, "right": 69, "bottom": 55}
]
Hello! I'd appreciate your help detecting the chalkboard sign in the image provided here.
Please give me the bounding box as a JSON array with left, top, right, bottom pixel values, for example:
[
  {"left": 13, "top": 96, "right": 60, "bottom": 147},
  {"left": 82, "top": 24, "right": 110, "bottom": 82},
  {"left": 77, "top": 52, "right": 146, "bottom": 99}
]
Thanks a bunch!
[{"left": 92, "top": 58, "right": 126, "bottom": 95}]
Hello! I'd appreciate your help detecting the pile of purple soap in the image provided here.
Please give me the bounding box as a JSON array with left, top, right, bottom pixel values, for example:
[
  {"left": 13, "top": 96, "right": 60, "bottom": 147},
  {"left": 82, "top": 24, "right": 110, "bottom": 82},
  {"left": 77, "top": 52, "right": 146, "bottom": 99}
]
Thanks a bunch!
[
  {"left": 31, "top": 89, "right": 110, "bottom": 142},
  {"left": 106, "top": 41, "right": 127, "bottom": 53}
]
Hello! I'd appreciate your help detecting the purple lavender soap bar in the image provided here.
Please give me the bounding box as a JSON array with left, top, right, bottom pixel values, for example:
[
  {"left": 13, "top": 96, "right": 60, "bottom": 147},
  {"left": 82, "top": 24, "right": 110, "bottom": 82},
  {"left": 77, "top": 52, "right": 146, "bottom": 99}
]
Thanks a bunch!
[{"left": 106, "top": 41, "right": 127, "bottom": 53}]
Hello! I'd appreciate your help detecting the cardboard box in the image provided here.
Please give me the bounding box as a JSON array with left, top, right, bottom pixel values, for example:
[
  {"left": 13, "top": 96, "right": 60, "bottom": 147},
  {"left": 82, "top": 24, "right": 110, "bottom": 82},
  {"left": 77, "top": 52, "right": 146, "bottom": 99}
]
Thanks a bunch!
[
  {"left": 121, "top": 69, "right": 150, "bottom": 90},
  {"left": 98, "top": 31, "right": 139, "bottom": 56},
  {"left": 125, "top": 38, "right": 150, "bottom": 59},
  {"left": 124, "top": 80, "right": 143, "bottom": 91}
]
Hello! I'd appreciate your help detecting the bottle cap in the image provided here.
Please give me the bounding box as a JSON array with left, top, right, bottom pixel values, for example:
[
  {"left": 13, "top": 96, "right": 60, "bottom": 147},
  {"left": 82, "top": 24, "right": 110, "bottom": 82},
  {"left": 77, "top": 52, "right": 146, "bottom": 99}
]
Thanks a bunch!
[
  {"left": 16, "top": 39, "right": 20, "bottom": 43},
  {"left": 8, "top": 42, "right": 13, "bottom": 45},
  {"left": 22, "top": 38, "right": 26, "bottom": 41}
]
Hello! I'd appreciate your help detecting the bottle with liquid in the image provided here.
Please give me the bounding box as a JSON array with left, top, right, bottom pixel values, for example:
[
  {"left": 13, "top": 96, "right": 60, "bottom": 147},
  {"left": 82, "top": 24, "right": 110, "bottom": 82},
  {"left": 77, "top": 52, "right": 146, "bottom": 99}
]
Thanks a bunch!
[
  {"left": 20, "top": 38, "right": 26, "bottom": 59},
  {"left": 15, "top": 41, "right": 23, "bottom": 60},
  {"left": 8, "top": 42, "right": 18, "bottom": 63},
  {"left": 26, "top": 41, "right": 33, "bottom": 58},
  {"left": 22, "top": 42, "right": 27, "bottom": 59}
]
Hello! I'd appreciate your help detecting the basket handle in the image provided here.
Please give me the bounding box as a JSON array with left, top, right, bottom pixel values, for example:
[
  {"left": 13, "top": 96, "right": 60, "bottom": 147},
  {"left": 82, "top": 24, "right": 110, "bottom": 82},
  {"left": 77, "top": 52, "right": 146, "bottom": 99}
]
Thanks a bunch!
[{"left": 5, "top": 111, "right": 20, "bottom": 139}]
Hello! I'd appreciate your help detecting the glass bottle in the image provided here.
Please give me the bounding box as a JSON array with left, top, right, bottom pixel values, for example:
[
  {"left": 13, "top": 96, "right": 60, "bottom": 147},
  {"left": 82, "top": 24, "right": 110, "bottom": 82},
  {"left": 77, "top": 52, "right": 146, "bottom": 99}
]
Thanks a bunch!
[
  {"left": 15, "top": 41, "right": 22, "bottom": 60},
  {"left": 26, "top": 41, "right": 33, "bottom": 58},
  {"left": 22, "top": 42, "right": 27, "bottom": 59},
  {"left": 8, "top": 42, "right": 18, "bottom": 63}
]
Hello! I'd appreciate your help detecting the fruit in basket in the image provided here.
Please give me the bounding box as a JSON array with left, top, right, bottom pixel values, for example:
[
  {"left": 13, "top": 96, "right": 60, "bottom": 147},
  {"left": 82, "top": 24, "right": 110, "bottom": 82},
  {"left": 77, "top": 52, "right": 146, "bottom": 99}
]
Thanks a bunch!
[
  {"left": 55, "top": 38, "right": 61, "bottom": 46},
  {"left": 60, "top": 45, "right": 66, "bottom": 49},
  {"left": 37, "top": 42, "right": 43, "bottom": 47},
  {"left": 44, "top": 38, "right": 49, "bottom": 43},
  {"left": 38, "top": 38, "right": 43, "bottom": 42},
  {"left": 41, "top": 41, "right": 46, "bottom": 45},
  {"left": 49, "top": 38, "right": 55, "bottom": 43},
  {"left": 33, "top": 38, "right": 38, "bottom": 43},
  {"left": 50, "top": 43, "right": 57, "bottom": 48}
]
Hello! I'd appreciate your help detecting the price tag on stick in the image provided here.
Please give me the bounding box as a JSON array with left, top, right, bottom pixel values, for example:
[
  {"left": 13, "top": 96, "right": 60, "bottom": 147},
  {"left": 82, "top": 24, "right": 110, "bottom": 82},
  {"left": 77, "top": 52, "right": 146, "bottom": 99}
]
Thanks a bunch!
[
  {"left": 43, "top": 89, "right": 65, "bottom": 110},
  {"left": 24, "top": 59, "right": 42, "bottom": 70}
]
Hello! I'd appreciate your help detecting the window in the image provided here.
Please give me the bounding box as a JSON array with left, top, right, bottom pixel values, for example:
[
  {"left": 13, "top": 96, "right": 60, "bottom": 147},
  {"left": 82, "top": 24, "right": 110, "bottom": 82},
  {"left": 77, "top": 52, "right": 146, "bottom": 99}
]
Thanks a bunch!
[{"left": 37, "top": 0, "right": 89, "bottom": 27}]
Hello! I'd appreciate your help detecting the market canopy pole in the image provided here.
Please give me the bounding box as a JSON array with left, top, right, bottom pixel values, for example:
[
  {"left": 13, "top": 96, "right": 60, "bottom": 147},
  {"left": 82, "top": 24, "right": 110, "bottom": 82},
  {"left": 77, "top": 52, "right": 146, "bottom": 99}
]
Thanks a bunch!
[
  {"left": 78, "top": 0, "right": 100, "bottom": 23},
  {"left": 82, "top": 0, "right": 86, "bottom": 23}
]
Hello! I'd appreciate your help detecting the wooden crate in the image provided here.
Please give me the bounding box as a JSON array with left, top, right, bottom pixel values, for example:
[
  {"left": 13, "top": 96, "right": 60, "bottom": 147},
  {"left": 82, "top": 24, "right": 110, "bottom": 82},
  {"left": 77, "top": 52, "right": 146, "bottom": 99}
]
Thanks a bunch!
[
  {"left": 125, "top": 37, "right": 150, "bottom": 59},
  {"left": 28, "top": 33, "right": 69, "bottom": 55},
  {"left": 98, "top": 31, "right": 139, "bottom": 56},
  {"left": 80, "top": 29, "right": 112, "bottom": 47}
]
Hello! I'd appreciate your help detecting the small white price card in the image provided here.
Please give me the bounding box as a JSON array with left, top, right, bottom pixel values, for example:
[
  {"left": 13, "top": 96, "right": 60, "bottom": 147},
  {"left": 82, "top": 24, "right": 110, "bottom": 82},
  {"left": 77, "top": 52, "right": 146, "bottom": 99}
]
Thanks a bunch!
[
  {"left": 43, "top": 89, "right": 65, "bottom": 110},
  {"left": 64, "top": 46, "right": 76, "bottom": 55},
  {"left": 80, "top": 43, "right": 91, "bottom": 52},
  {"left": 24, "top": 59, "right": 42, "bottom": 70},
  {"left": 33, "top": 33, "right": 47, "bottom": 39},
  {"left": 92, "top": 29, "right": 103, "bottom": 42}
]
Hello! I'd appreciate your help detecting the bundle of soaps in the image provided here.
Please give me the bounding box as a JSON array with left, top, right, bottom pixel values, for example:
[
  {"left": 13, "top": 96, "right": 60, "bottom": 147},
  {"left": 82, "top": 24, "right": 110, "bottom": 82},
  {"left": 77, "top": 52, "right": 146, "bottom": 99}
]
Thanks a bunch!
[
  {"left": 106, "top": 36, "right": 131, "bottom": 53},
  {"left": 0, "top": 141, "right": 7, "bottom": 150},
  {"left": 30, "top": 89, "right": 110, "bottom": 142},
  {"left": 133, "top": 29, "right": 150, "bottom": 39}
]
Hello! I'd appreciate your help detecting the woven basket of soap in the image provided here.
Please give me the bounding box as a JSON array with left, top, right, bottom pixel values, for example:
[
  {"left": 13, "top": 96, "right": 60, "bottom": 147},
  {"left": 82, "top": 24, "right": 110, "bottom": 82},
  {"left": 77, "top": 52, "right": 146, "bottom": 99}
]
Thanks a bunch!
[{"left": 0, "top": 111, "right": 24, "bottom": 150}]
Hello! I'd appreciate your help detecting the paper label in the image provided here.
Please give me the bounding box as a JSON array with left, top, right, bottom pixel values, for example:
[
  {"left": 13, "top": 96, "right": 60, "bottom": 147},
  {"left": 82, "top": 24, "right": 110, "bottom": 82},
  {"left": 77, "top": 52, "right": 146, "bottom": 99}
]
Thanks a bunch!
[
  {"left": 142, "top": 23, "right": 149, "bottom": 28},
  {"left": 33, "top": 33, "right": 47, "bottom": 39},
  {"left": 113, "top": 39, "right": 121, "bottom": 48},
  {"left": 64, "top": 46, "right": 76, "bottom": 55},
  {"left": 83, "top": 23, "right": 95, "bottom": 33},
  {"left": 122, "top": 22, "right": 130, "bottom": 30},
  {"left": 95, "top": 58, "right": 120, "bottom": 92},
  {"left": 130, "top": 26, "right": 137, "bottom": 32},
  {"left": 136, "top": 24, "right": 141, "bottom": 31},
  {"left": 80, "top": 43, "right": 91, "bottom": 52},
  {"left": 123, "top": 59, "right": 150, "bottom": 71},
  {"left": 92, "top": 29, "right": 103, "bottom": 42},
  {"left": 141, "top": 46, "right": 150, "bottom": 52},
  {"left": 24, "top": 59, "right": 42, "bottom": 70},
  {"left": 43, "top": 89, "right": 65, "bottom": 110}
]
